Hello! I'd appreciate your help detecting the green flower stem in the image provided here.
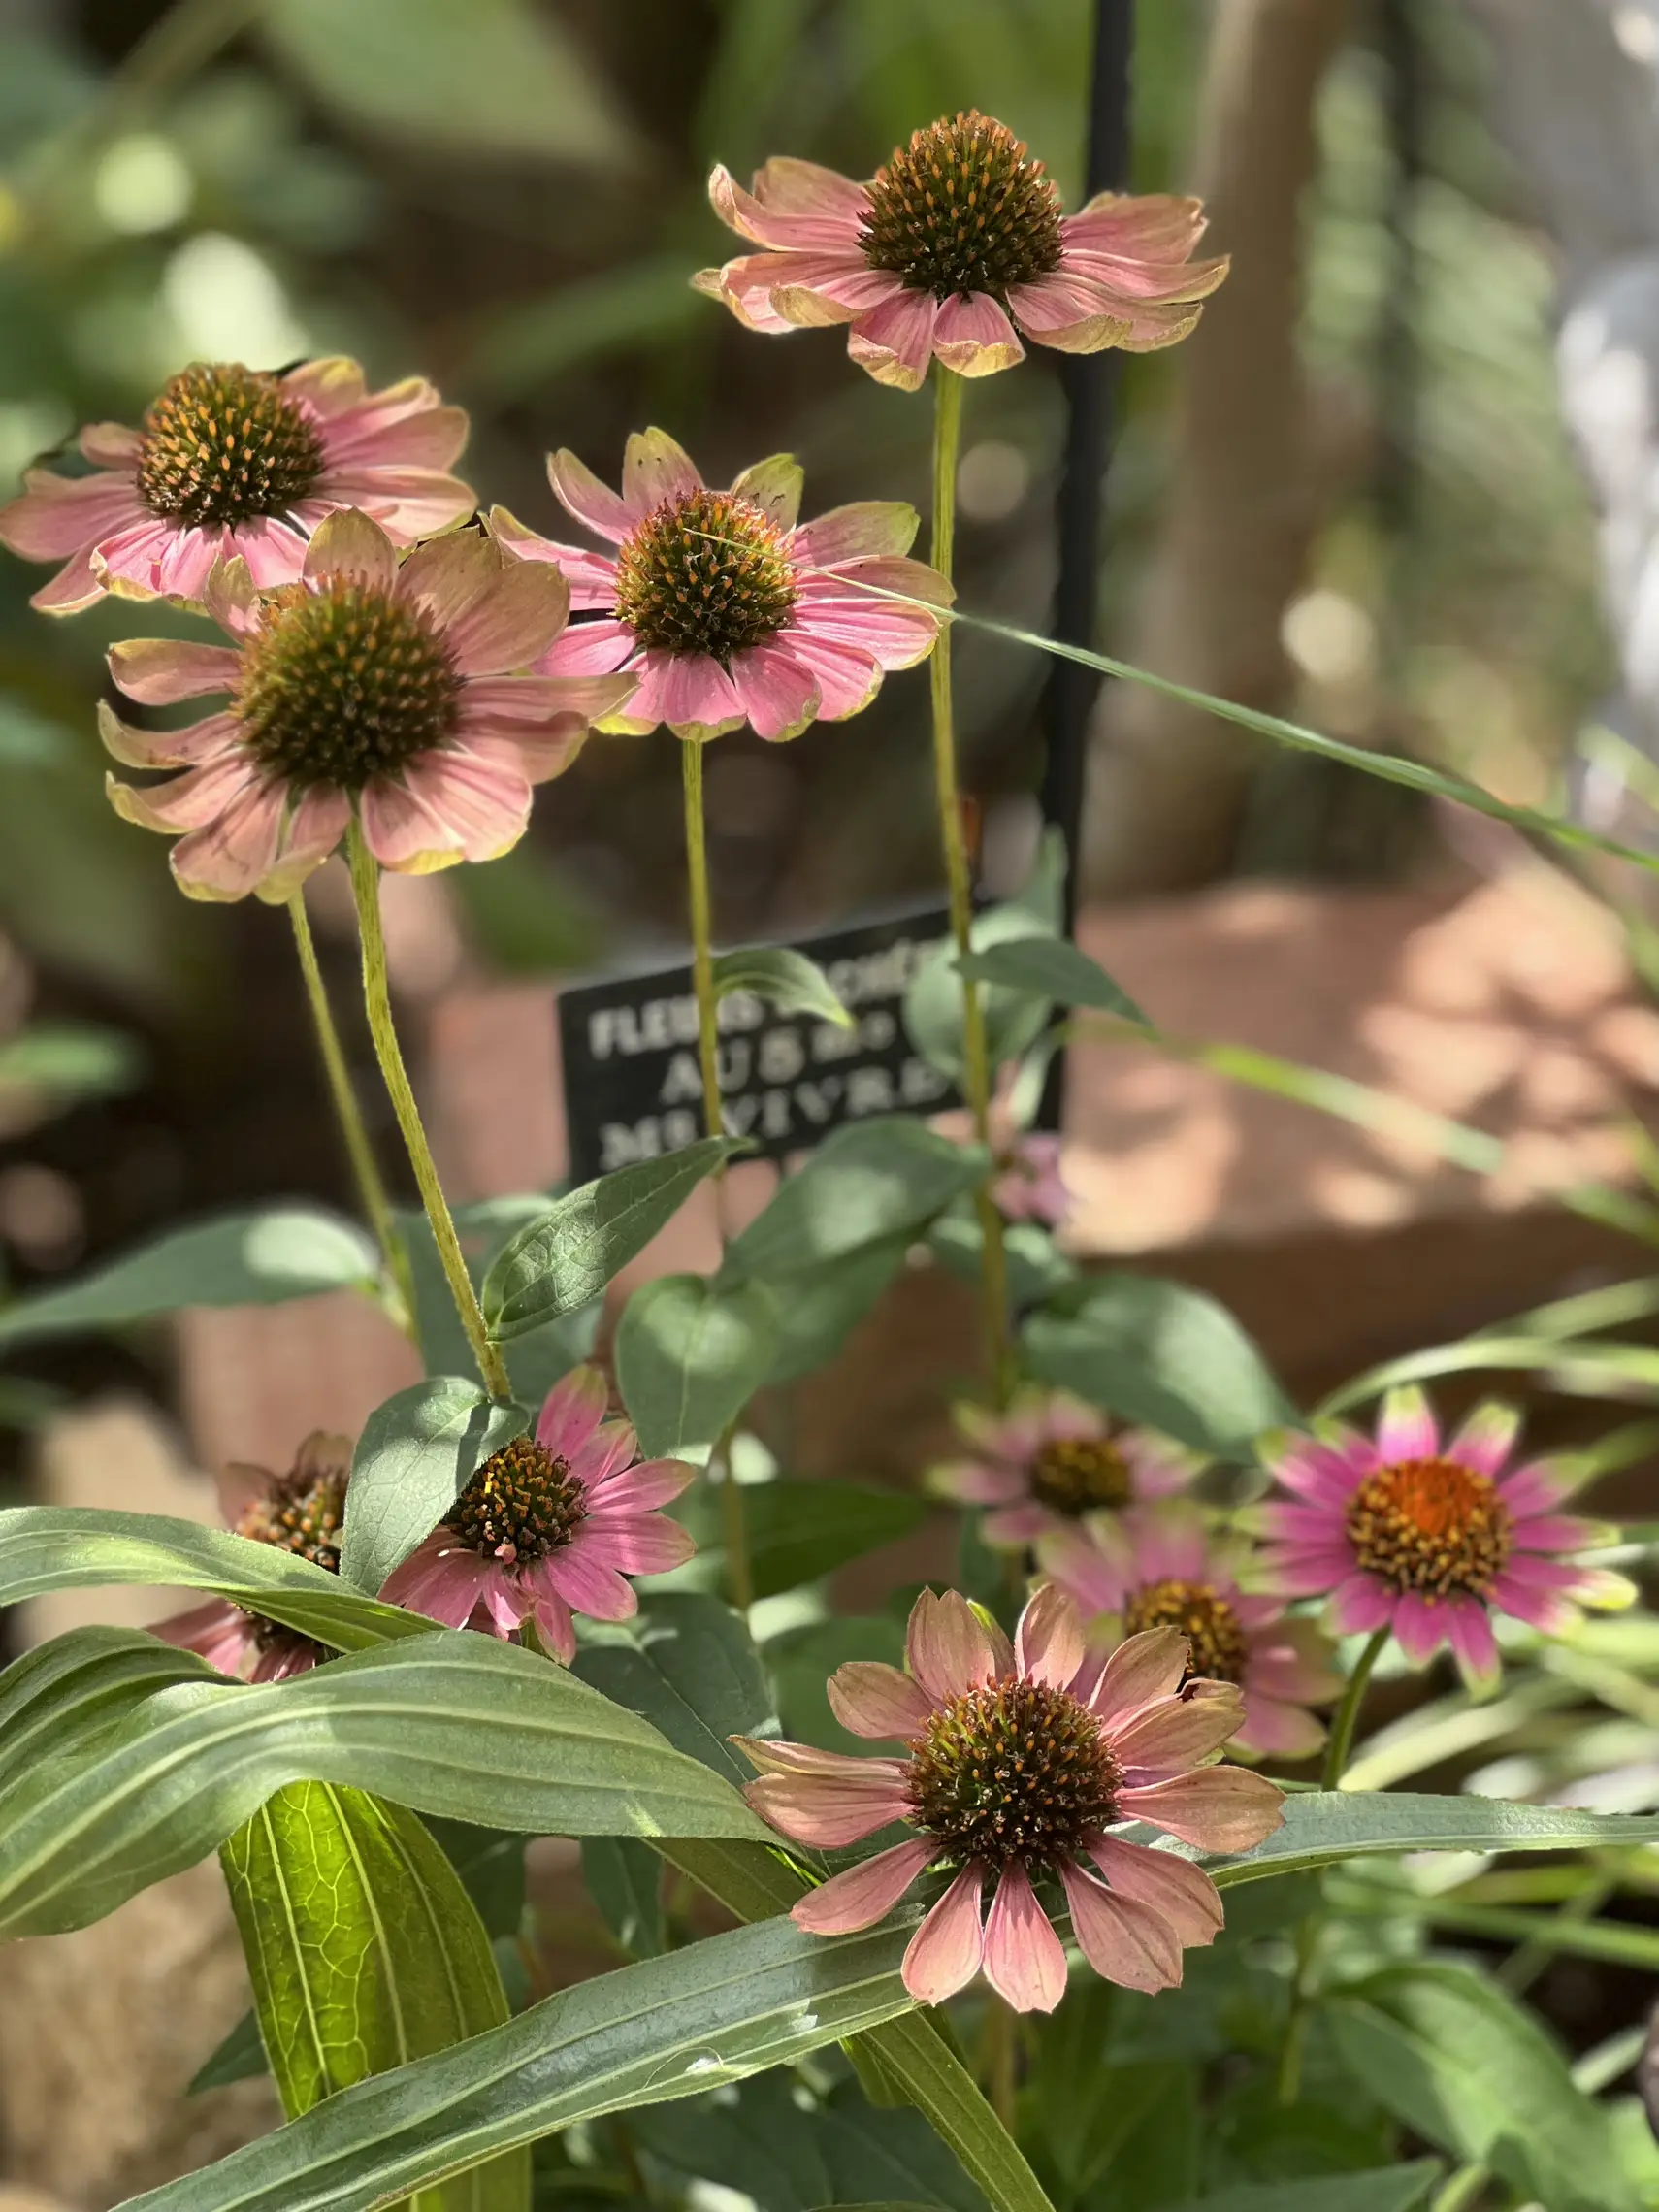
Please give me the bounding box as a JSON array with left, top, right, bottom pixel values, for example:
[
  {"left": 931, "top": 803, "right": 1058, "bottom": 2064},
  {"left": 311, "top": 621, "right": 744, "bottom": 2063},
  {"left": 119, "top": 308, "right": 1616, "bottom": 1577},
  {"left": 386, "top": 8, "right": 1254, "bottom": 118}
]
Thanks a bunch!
[
  {"left": 680, "top": 738, "right": 753, "bottom": 1612},
  {"left": 929, "top": 362, "right": 1014, "bottom": 1408},
  {"left": 1278, "top": 1625, "right": 1392, "bottom": 2103},
  {"left": 286, "top": 890, "right": 416, "bottom": 1337},
  {"left": 346, "top": 823, "right": 511, "bottom": 1402},
  {"left": 981, "top": 1993, "right": 1017, "bottom": 2131}
]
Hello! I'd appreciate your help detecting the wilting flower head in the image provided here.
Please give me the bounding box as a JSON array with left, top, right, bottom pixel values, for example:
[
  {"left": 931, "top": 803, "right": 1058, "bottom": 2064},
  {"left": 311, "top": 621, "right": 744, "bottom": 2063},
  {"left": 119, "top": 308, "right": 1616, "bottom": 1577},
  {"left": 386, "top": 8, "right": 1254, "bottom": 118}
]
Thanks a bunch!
[
  {"left": 1040, "top": 1506, "right": 1341, "bottom": 1760},
  {"left": 0, "top": 357, "right": 473, "bottom": 614},
  {"left": 379, "top": 1366, "right": 696, "bottom": 1664},
  {"left": 99, "top": 508, "right": 633, "bottom": 901},
  {"left": 487, "top": 429, "right": 951, "bottom": 742},
  {"left": 928, "top": 1388, "right": 1194, "bottom": 1548},
  {"left": 736, "top": 1585, "right": 1282, "bottom": 2012},
  {"left": 697, "top": 112, "right": 1228, "bottom": 392},
  {"left": 1258, "top": 1387, "right": 1632, "bottom": 1689},
  {"left": 154, "top": 1431, "right": 351, "bottom": 1683}
]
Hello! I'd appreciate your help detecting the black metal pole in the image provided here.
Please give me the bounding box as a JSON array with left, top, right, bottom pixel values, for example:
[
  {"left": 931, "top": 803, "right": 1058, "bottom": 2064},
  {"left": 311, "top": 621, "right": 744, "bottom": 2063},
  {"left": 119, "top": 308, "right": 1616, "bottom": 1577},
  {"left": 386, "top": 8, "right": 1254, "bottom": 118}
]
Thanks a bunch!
[{"left": 1035, "top": 0, "right": 1134, "bottom": 1132}]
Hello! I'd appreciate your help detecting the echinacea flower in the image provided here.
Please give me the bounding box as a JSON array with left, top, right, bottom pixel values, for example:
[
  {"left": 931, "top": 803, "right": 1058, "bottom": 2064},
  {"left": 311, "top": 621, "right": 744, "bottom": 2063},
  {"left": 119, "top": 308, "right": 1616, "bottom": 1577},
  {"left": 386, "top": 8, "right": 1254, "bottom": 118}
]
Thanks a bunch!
[
  {"left": 380, "top": 1365, "right": 696, "bottom": 1664},
  {"left": 936, "top": 1086, "right": 1072, "bottom": 1227},
  {"left": 735, "top": 1585, "right": 1283, "bottom": 2012},
  {"left": 927, "top": 1388, "right": 1194, "bottom": 1547},
  {"left": 0, "top": 357, "right": 473, "bottom": 615},
  {"left": 696, "top": 112, "right": 1228, "bottom": 392},
  {"left": 154, "top": 1430, "right": 351, "bottom": 1683},
  {"left": 99, "top": 507, "right": 634, "bottom": 900},
  {"left": 1257, "top": 1387, "right": 1632, "bottom": 1688},
  {"left": 1040, "top": 1505, "right": 1341, "bottom": 1759},
  {"left": 486, "top": 430, "right": 951, "bottom": 742}
]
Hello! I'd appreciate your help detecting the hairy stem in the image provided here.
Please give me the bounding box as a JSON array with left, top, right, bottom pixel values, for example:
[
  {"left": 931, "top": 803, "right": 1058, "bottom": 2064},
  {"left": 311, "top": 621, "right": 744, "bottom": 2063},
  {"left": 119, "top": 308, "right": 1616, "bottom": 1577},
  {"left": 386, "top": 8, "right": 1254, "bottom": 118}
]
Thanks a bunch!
[
  {"left": 346, "top": 824, "right": 510, "bottom": 1401},
  {"left": 287, "top": 891, "right": 416, "bottom": 1335}
]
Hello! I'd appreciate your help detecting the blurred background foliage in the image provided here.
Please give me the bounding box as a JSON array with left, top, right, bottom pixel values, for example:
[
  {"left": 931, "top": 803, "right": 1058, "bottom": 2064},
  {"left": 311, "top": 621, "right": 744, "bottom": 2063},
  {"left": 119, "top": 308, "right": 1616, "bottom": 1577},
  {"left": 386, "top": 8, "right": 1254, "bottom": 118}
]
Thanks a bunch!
[{"left": 0, "top": 0, "right": 1610, "bottom": 1318}]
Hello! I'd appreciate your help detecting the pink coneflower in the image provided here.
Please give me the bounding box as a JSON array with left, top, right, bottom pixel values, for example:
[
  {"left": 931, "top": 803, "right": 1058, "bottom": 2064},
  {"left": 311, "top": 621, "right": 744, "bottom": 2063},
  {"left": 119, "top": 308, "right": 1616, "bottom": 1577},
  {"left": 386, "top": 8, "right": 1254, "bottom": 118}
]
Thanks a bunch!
[
  {"left": 100, "top": 507, "right": 633, "bottom": 901},
  {"left": 935, "top": 1086, "right": 1072, "bottom": 1227},
  {"left": 927, "top": 1388, "right": 1193, "bottom": 1548},
  {"left": 0, "top": 357, "right": 473, "bottom": 614},
  {"left": 486, "top": 429, "right": 951, "bottom": 742},
  {"left": 696, "top": 113, "right": 1228, "bottom": 392},
  {"left": 154, "top": 1431, "right": 352, "bottom": 1683},
  {"left": 735, "top": 1585, "right": 1283, "bottom": 2012},
  {"left": 1257, "top": 1387, "right": 1632, "bottom": 1689},
  {"left": 1040, "top": 1506, "right": 1341, "bottom": 1760},
  {"left": 379, "top": 1366, "right": 696, "bottom": 1664}
]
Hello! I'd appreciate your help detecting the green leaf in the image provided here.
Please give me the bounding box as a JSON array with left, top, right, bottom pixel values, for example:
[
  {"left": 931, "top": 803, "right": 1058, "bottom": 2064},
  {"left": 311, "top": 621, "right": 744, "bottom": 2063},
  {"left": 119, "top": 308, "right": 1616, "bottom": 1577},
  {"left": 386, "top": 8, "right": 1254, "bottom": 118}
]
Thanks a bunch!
[
  {"left": 1327, "top": 1965, "right": 1637, "bottom": 2211},
  {"left": 1200, "top": 1789, "right": 1659, "bottom": 1887},
  {"left": 574, "top": 1593, "right": 776, "bottom": 1789},
  {"left": 713, "top": 946, "right": 854, "bottom": 1029},
  {"left": 0, "top": 1207, "right": 380, "bottom": 1350},
  {"left": 0, "top": 1625, "right": 770, "bottom": 1938},
  {"left": 615, "top": 1274, "right": 775, "bottom": 1456},
  {"left": 188, "top": 2009, "right": 269, "bottom": 2097},
  {"left": 261, "top": 0, "right": 634, "bottom": 167},
  {"left": 757, "top": 1237, "right": 909, "bottom": 1386},
  {"left": 117, "top": 1910, "right": 930, "bottom": 2212},
  {"left": 903, "top": 904, "right": 1056, "bottom": 1086},
  {"left": 0, "top": 1505, "right": 429, "bottom": 1654},
  {"left": 1318, "top": 1333, "right": 1659, "bottom": 1418},
  {"left": 223, "top": 1781, "right": 527, "bottom": 2210},
  {"left": 581, "top": 1837, "right": 665, "bottom": 1958},
  {"left": 1162, "top": 2170, "right": 1442, "bottom": 2212},
  {"left": 401, "top": 1197, "right": 600, "bottom": 1400},
  {"left": 772, "top": 1617, "right": 907, "bottom": 1757},
  {"left": 0, "top": 1020, "right": 145, "bottom": 1109},
  {"left": 341, "top": 1380, "right": 528, "bottom": 1595},
  {"left": 424, "top": 1818, "right": 529, "bottom": 1942},
  {"left": 928, "top": 1210, "right": 1077, "bottom": 1309},
  {"left": 957, "top": 938, "right": 1148, "bottom": 1027},
  {"left": 0, "top": 1626, "right": 214, "bottom": 1789},
  {"left": 1023, "top": 1276, "right": 1297, "bottom": 1460},
  {"left": 677, "top": 1482, "right": 930, "bottom": 1605},
  {"left": 724, "top": 1120, "right": 988, "bottom": 1282},
  {"left": 481, "top": 1140, "right": 746, "bottom": 1342}
]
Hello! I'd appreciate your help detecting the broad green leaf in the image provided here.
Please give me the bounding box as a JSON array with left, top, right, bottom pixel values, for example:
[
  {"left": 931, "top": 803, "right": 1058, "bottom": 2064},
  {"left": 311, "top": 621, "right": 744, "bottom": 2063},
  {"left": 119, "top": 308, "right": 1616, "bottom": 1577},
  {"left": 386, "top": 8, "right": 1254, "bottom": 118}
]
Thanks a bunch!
[
  {"left": 0, "top": 1624, "right": 213, "bottom": 1790},
  {"left": 928, "top": 1210, "right": 1077, "bottom": 1308},
  {"left": 771, "top": 1616, "right": 907, "bottom": 1757},
  {"left": 400, "top": 1198, "right": 600, "bottom": 1401},
  {"left": 0, "top": 1625, "right": 769, "bottom": 1938},
  {"left": 581, "top": 1837, "right": 666, "bottom": 1958},
  {"left": 1024, "top": 1276, "right": 1297, "bottom": 1460},
  {"left": 957, "top": 937, "right": 1148, "bottom": 1027},
  {"left": 119, "top": 1910, "right": 929, "bottom": 2212},
  {"left": 675, "top": 1481, "right": 930, "bottom": 1605},
  {"left": 1163, "top": 2169, "right": 1441, "bottom": 2212},
  {"left": 223, "top": 1781, "right": 527, "bottom": 2211},
  {"left": 713, "top": 946, "right": 854, "bottom": 1029},
  {"left": 575, "top": 1592, "right": 776, "bottom": 1789},
  {"left": 262, "top": 0, "right": 634, "bottom": 167},
  {"left": 0, "top": 1506, "right": 429, "bottom": 1654},
  {"left": 482, "top": 1139, "right": 746, "bottom": 1342},
  {"left": 0, "top": 1020, "right": 144, "bottom": 1107},
  {"left": 724, "top": 1120, "right": 989, "bottom": 1281},
  {"left": 904, "top": 907, "right": 1055, "bottom": 1085},
  {"left": 1327, "top": 1964, "right": 1637, "bottom": 2212},
  {"left": 0, "top": 1207, "right": 379, "bottom": 1349},
  {"left": 341, "top": 1381, "right": 528, "bottom": 1595},
  {"left": 615, "top": 1274, "right": 775, "bottom": 1455},
  {"left": 1200, "top": 1789, "right": 1659, "bottom": 1886},
  {"left": 758, "top": 1237, "right": 909, "bottom": 1386}
]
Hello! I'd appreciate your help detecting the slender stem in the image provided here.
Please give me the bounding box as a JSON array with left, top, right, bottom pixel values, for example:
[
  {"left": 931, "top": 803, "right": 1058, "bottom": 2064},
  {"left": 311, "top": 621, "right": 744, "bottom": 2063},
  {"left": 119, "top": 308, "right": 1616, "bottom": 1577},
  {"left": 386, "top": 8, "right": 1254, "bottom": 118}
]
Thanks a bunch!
[
  {"left": 286, "top": 892, "right": 416, "bottom": 1335},
  {"left": 929, "top": 361, "right": 1014, "bottom": 1407},
  {"left": 1429, "top": 2165, "right": 1490, "bottom": 2212},
  {"left": 680, "top": 741, "right": 753, "bottom": 1610},
  {"left": 1279, "top": 1626, "right": 1392, "bottom": 2103},
  {"left": 980, "top": 1993, "right": 1018, "bottom": 2130},
  {"left": 346, "top": 824, "right": 511, "bottom": 1401}
]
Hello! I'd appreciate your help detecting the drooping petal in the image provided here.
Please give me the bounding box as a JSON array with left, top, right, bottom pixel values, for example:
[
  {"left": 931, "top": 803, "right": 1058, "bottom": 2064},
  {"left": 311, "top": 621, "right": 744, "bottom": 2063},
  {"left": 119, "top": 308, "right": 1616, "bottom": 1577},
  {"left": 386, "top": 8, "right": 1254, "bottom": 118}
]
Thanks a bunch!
[
  {"left": 727, "top": 642, "right": 821, "bottom": 741},
  {"left": 846, "top": 290, "right": 941, "bottom": 392},
  {"left": 1114, "top": 1765, "right": 1285, "bottom": 1851},
  {"left": 359, "top": 749, "right": 531, "bottom": 873},
  {"left": 829, "top": 1662, "right": 934, "bottom": 1742},
  {"left": 151, "top": 1599, "right": 252, "bottom": 1676},
  {"left": 901, "top": 1865, "right": 986, "bottom": 2005},
  {"left": 1391, "top": 1591, "right": 1452, "bottom": 1666},
  {"left": 1444, "top": 1599, "right": 1501, "bottom": 1691},
  {"left": 792, "top": 1838, "right": 934, "bottom": 1935},
  {"left": 532, "top": 1589, "right": 577, "bottom": 1663},
  {"left": 1060, "top": 1860, "right": 1183, "bottom": 1993},
  {"left": 537, "top": 1540, "right": 637, "bottom": 1622},
  {"left": 780, "top": 630, "right": 885, "bottom": 721},
  {"left": 167, "top": 777, "right": 288, "bottom": 903},
  {"left": 0, "top": 466, "right": 142, "bottom": 560},
  {"left": 1328, "top": 1573, "right": 1397, "bottom": 1636},
  {"left": 381, "top": 1537, "right": 492, "bottom": 1630},
  {"left": 97, "top": 702, "right": 241, "bottom": 773},
  {"left": 107, "top": 637, "right": 240, "bottom": 705},
  {"left": 932, "top": 292, "right": 1025, "bottom": 377},
  {"left": 742, "top": 1772, "right": 912, "bottom": 1849},
  {"left": 1089, "top": 1833, "right": 1225, "bottom": 1947},
  {"left": 982, "top": 1863, "right": 1067, "bottom": 2013}
]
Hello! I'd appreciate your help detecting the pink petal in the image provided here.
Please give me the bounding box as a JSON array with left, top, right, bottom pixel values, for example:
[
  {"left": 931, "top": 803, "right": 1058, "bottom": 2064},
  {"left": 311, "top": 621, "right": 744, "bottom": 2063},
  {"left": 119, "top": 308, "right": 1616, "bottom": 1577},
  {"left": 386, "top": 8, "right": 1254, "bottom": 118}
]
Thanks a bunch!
[
  {"left": 1445, "top": 1599, "right": 1501, "bottom": 1690},
  {"left": 1377, "top": 1386, "right": 1439, "bottom": 1465},
  {"left": 1261, "top": 1441, "right": 1360, "bottom": 1507},
  {"left": 324, "top": 468, "right": 473, "bottom": 543},
  {"left": 780, "top": 629, "right": 884, "bottom": 720},
  {"left": 107, "top": 637, "right": 240, "bottom": 705},
  {"left": 1060, "top": 1860, "right": 1181, "bottom": 1994},
  {"left": 792, "top": 1838, "right": 934, "bottom": 1935},
  {"left": 707, "top": 159, "right": 868, "bottom": 251},
  {"left": 1489, "top": 1573, "right": 1577, "bottom": 1635},
  {"left": 1264, "top": 1545, "right": 1356, "bottom": 1599},
  {"left": 1015, "top": 1582, "right": 1087, "bottom": 1691},
  {"left": 1261, "top": 1501, "right": 1348, "bottom": 1545},
  {"left": 622, "top": 428, "right": 702, "bottom": 519},
  {"left": 1390, "top": 1592, "right": 1450, "bottom": 1667},
  {"left": 793, "top": 575, "right": 943, "bottom": 668},
  {"left": 1085, "top": 1625, "right": 1190, "bottom": 1725},
  {"left": 727, "top": 642, "right": 821, "bottom": 741},
  {"left": 1090, "top": 1834, "right": 1225, "bottom": 1947},
  {"left": 1245, "top": 1620, "right": 1343, "bottom": 1704},
  {"left": 743, "top": 1773, "right": 913, "bottom": 1848},
  {"left": 901, "top": 1865, "right": 986, "bottom": 2005},
  {"left": 793, "top": 502, "right": 919, "bottom": 568},
  {"left": 571, "top": 1512, "right": 695, "bottom": 1577},
  {"left": 1112, "top": 1683, "right": 1246, "bottom": 1778},
  {"left": 635, "top": 651, "right": 744, "bottom": 736},
  {"left": 302, "top": 507, "right": 398, "bottom": 593},
  {"left": 537, "top": 1541, "right": 637, "bottom": 1620},
  {"left": 582, "top": 1457, "right": 694, "bottom": 1514},
  {"left": 97, "top": 702, "right": 240, "bottom": 772},
  {"left": 569, "top": 1416, "right": 642, "bottom": 1491},
  {"left": 1496, "top": 1459, "right": 1579, "bottom": 1517},
  {"left": 537, "top": 617, "right": 637, "bottom": 678},
  {"left": 904, "top": 1589, "right": 1002, "bottom": 1705},
  {"left": 536, "top": 1366, "right": 611, "bottom": 1460},
  {"left": 1115, "top": 1766, "right": 1285, "bottom": 1852},
  {"left": 381, "top": 1538, "right": 492, "bottom": 1629},
  {"left": 401, "top": 534, "right": 569, "bottom": 676},
  {"left": 359, "top": 749, "right": 532, "bottom": 872},
  {"left": 0, "top": 466, "right": 142, "bottom": 560},
  {"left": 78, "top": 420, "right": 143, "bottom": 467},
  {"left": 928, "top": 1458, "right": 1026, "bottom": 1508},
  {"left": 167, "top": 777, "right": 288, "bottom": 903},
  {"left": 1328, "top": 1572, "right": 1396, "bottom": 1635},
  {"left": 1448, "top": 1401, "right": 1522, "bottom": 1478},
  {"left": 983, "top": 1503, "right": 1061, "bottom": 1547},
  {"left": 262, "top": 784, "right": 352, "bottom": 901},
  {"left": 151, "top": 1599, "right": 251, "bottom": 1676},
  {"left": 931, "top": 291, "right": 1025, "bottom": 377},
  {"left": 250, "top": 1637, "right": 320, "bottom": 1683},
  {"left": 1232, "top": 1694, "right": 1326, "bottom": 1760},
  {"left": 846, "top": 290, "right": 941, "bottom": 392},
  {"left": 532, "top": 1590, "right": 576, "bottom": 1663},
  {"left": 1510, "top": 1513, "right": 1602, "bottom": 1555},
  {"left": 547, "top": 451, "right": 636, "bottom": 543},
  {"left": 828, "top": 1662, "right": 934, "bottom": 1741},
  {"left": 982, "top": 1863, "right": 1067, "bottom": 2013}
]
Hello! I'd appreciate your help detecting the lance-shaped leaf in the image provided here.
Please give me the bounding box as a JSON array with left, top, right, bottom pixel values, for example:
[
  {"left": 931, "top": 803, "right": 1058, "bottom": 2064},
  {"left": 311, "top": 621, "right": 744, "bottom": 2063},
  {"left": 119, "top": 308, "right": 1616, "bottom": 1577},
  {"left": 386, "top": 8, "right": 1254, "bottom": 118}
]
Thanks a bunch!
[
  {"left": 712, "top": 946, "right": 854, "bottom": 1028},
  {"left": 0, "top": 1625, "right": 770, "bottom": 1938},
  {"left": 722, "top": 1119, "right": 988, "bottom": 1282},
  {"left": 1197, "top": 1788, "right": 1659, "bottom": 1885},
  {"left": 341, "top": 1380, "right": 529, "bottom": 1595},
  {"left": 615, "top": 1273, "right": 775, "bottom": 1456}
]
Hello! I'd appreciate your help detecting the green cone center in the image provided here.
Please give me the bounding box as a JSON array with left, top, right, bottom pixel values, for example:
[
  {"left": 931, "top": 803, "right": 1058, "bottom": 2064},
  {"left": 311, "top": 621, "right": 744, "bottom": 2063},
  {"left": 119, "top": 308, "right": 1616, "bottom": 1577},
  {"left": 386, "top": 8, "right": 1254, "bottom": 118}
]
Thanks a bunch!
[
  {"left": 613, "top": 487, "right": 797, "bottom": 663},
  {"left": 861, "top": 111, "right": 1064, "bottom": 301},
  {"left": 137, "top": 362, "right": 326, "bottom": 527},
  {"left": 905, "top": 1676, "right": 1120, "bottom": 1870},
  {"left": 446, "top": 1436, "right": 587, "bottom": 1564}
]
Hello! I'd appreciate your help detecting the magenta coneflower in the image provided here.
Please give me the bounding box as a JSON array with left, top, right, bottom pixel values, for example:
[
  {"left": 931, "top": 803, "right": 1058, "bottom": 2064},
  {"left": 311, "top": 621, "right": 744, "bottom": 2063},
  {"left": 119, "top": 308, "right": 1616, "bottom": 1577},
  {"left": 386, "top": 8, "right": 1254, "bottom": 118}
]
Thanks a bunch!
[
  {"left": 1258, "top": 1387, "right": 1632, "bottom": 1689},
  {"left": 154, "top": 1431, "right": 352, "bottom": 1684},
  {"left": 1040, "top": 1506, "right": 1341, "bottom": 1760},
  {"left": 100, "top": 507, "right": 633, "bottom": 901},
  {"left": 927, "top": 1388, "right": 1193, "bottom": 1548},
  {"left": 486, "top": 429, "right": 951, "bottom": 742},
  {"left": 379, "top": 1366, "right": 696, "bottom": 1664},
  {"left": 0, "top": 357, "right": 473, "bottom": 614},
  {"left": 736, "top": 1585, "right": 1283, "bottom": 2012},
  {"left": 696, "top": 113, "right": 1228, "bottom": 392}
]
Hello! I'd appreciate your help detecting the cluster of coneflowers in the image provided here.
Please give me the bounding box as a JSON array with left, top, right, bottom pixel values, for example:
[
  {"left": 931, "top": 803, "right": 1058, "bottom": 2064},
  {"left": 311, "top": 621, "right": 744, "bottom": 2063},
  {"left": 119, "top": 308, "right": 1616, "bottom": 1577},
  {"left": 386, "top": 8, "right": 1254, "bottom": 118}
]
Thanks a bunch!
[{"left": 0, "top": 109, "right": 1630, "bottom": 2020}]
